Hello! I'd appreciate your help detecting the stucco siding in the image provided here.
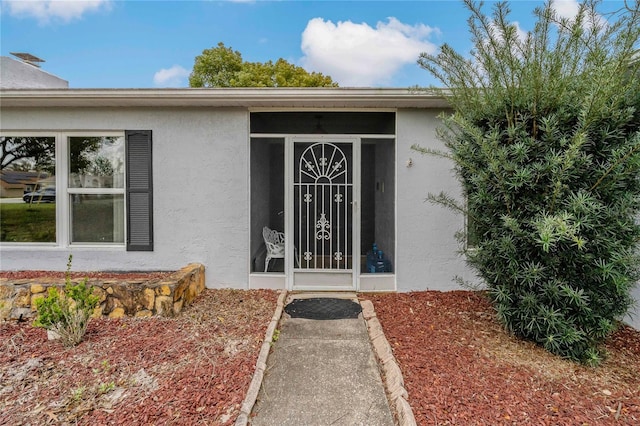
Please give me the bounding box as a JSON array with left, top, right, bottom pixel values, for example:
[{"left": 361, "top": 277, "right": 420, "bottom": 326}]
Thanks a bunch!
[
  {"left": 0, "top": 107, "right": 250, "bottom": 288},
  {"left": 395, "top": 109, "right": 475, "bottom": 292}
]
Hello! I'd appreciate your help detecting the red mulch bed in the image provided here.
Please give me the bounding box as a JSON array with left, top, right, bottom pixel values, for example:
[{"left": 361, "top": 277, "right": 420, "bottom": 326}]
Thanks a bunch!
[
  {"left": 366, "top": 291, "right": 640, "bottom": 425},
  {"left": 4, "top": 274, "right": 638, "bottom": 425},
  {"left": 0, "top": 288, "right": 278, "bottom": 425}
]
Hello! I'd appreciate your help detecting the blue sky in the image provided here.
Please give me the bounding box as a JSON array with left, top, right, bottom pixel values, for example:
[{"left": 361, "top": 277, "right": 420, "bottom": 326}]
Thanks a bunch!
[{"left": 0, "top": 0, "right": 627, "bottom": 88}]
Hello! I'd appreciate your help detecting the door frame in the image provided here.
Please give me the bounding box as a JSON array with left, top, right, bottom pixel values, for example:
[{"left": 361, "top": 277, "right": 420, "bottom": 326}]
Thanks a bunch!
[{"left": 286, "top": 135, "right": 360, "bottom": 291}]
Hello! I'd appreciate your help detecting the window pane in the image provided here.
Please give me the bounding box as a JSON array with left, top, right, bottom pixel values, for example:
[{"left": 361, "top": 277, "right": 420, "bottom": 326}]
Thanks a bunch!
[
  {"left": 0, "top": 136, "right": 56, "bottom": 242},
  {"left": 71, "top": 194, "right": 124, "bottom": 243},
  {"left": 466, "top": 212, "right": 480, "bottom": 248},
  {"left": 69, "top": 136, "right": 124, "bottom": 188}
]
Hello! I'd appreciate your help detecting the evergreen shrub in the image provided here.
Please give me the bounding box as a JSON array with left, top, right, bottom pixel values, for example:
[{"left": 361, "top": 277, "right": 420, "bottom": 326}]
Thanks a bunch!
[{"left": 416, "top": 0, "right": 640, "bottom": 364}]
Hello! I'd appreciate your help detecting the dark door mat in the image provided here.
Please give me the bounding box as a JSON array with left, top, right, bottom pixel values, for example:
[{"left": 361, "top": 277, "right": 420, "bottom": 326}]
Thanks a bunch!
[{"left": 284, "top": 298, "right": 362, "bottom": 320}]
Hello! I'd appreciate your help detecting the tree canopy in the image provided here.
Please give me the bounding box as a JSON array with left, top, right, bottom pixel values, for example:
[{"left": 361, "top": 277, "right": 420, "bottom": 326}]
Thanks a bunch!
[
  {"left": 1, "top": 137, "right": 55, "bottom": 174},
  {"left": 416, "top": 0, "right": 640, "bottom": 364},
  {"left": 189, "top": 42, "right": 338, "bottom": 88}
]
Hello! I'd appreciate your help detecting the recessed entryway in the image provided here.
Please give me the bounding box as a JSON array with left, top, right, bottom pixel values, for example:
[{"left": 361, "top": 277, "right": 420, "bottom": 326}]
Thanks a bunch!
[{"left": 249, "top": 112, "right": 396, "bottom": 292}]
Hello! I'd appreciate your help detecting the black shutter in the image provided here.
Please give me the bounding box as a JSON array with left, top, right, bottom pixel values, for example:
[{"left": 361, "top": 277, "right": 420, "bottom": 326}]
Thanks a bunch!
[{"left": 126, "top": 130, "right": 153, "bottom": 251}]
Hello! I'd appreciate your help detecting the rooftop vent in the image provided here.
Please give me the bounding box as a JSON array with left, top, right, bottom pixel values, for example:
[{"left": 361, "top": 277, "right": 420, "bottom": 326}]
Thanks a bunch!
[{"left": 10, "top": 52, "right": 45, "bottom": 68}]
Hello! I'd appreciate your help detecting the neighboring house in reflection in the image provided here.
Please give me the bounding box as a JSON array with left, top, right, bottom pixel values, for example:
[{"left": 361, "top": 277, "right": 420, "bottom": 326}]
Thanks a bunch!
[
  {"left": 0, "top": 171, "right": 51, "bottom": 198},
  {"left": 69, "top": 173, "right": 115, "bottom": 189}
]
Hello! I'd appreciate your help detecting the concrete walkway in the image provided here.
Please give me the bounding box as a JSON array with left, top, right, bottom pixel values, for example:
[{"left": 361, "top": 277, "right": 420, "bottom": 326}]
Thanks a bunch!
[{"left": 248, "top": 295, "right": 395, "bottom": 426}]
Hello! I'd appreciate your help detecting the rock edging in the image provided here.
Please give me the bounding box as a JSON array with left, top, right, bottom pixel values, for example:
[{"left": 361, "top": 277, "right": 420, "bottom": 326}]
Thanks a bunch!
[
  {"left": 235, "top": 289, "right": 287, "bottom": 426},
  {"left": 360, "top": 299, "right": 417, "bottom": 426},
  {"left": 0, "top": 264, "right": 205, "bottom": 320}
]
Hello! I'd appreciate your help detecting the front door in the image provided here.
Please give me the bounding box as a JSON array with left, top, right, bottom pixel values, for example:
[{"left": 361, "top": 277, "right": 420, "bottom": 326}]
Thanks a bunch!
[{"left": 291, "top": 139, "right": 357, "bottom": 290}]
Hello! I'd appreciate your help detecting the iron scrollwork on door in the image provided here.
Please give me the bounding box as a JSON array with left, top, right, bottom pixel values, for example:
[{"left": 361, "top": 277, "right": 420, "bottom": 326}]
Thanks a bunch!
[{"left": 295, "top": 142, "right": 352, "bottom": 270}]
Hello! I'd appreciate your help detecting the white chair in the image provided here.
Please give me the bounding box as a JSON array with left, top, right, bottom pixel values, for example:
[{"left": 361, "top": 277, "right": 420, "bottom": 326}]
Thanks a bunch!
[
  {"left": 263, "top": 226, "right": 299, "bottom": 272},
  {"left": 263, "top": 226, "right": 285, "bottom": 272}
]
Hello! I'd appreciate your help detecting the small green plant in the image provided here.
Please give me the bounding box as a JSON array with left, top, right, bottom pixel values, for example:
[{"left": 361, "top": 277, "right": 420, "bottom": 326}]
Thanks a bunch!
[
  {"left": 271, "top": 328, "right": 280, "bottom": 344},
  {"left": 98, "top": 381, "right": 115, "bottom": 394},
  {"left": 33, "top": 255, "right": 100, "bottom": 347},
  {"left": 93, "top": 359, "right": 111, "bottom": 374},
  {"left": 71, "top": 386, "right": 86, "bottom": 402}
]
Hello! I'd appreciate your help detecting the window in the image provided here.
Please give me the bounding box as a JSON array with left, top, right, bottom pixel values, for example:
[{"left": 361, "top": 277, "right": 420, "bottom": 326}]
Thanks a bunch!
[
  {"left": 0, "top": 136, "right": 56, "bottom": 243},
  {"left": 69, "top": 136, "right": 125, "bottom": 244},
  {"left": 465, "top": 214, "right": 480, "bottom": 249},
  {"left": 0, "top": 131, "right": 152, "bottom": 250}
]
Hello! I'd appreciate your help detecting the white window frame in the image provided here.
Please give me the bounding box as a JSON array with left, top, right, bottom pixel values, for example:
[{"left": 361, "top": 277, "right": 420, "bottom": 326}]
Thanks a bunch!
[
  {"left": 0, "top": 131, "right": 127, "bottom": 249},
  {"left": 66, "top": 132, "right": 126, "bottom": 247}
]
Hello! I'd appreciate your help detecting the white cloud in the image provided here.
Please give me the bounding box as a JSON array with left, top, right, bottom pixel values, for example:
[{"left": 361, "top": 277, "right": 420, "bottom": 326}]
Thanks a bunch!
[
  {"left": 550, "top": 0, "right": 607, "bottom": 28},
  {"left": 300, "top": 17, "right": 440, "bottom": 87},
  {"left": 153, "top": 65, "right": 190, "bottom": 87},
  {"left": 488, "top": 20, "right": 528, "bottom": 47},
  {"left": 510, "top": 21, "right": 527, "bottom": 43},
  {"left": 4, "top": 0, "right": 111, "bottom": 24},
  {"left": 551, "top": 0, "right": 582, "bottom": 20}
]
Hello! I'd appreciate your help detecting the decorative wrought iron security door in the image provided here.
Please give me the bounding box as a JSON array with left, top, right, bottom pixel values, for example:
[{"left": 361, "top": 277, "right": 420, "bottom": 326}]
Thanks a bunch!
[{"left": 294, "top": 141, "right": 353, "bottom": 271}]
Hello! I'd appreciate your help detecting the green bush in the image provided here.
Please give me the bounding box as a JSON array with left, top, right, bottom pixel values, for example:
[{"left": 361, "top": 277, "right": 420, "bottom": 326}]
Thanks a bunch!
[
  {"left": 416, "top": 0, "right": 640, "bottom": 364},
  {"left": 34, "top": 255, "right": 100, "bottom": 347}
]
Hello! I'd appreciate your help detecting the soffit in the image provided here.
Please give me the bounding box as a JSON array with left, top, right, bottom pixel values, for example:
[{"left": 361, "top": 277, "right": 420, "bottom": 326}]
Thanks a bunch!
[{"left": 0, "top": 87, "right": 449, "bottom": 109}]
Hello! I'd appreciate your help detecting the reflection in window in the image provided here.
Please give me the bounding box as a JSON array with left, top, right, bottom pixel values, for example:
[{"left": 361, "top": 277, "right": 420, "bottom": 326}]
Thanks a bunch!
[
  {"left": 0, "top": 136, "right": 56, "bottom": 242},
  {"left": 69, "top": 137, "right": 124, "bottom": 188},
  {"left": 466, "top": 209, "right": 480, "bottom": 249},
  {"left": 68, "top": 136, "right": 125, "bottom": 244}
]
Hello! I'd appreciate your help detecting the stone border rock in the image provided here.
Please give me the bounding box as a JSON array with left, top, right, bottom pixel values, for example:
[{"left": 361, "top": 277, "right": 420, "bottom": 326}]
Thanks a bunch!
[
  {"left": 235, "top": 289, "right": 287, "bottom": 426},
  {"left": 0, "top": 264, "right": 205, "bottom": 320},
  {"left": 360, "top": 299, "right": 417, "bottom": 426}
]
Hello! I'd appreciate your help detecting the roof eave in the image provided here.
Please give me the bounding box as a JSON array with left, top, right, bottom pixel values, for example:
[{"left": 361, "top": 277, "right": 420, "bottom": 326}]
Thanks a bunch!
[{"left": 0, "top": 87, "right": 450, "bottom": 109}]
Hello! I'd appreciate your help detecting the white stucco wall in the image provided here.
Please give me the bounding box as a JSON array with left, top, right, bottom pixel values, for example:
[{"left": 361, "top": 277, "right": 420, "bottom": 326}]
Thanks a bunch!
[
  {"left": 0, "top": 107, "right": 249, "bottom": 288},
  {"left": 1, "top": 106, "right": 474, "bottom": 293},
  {"left": 395, "top": 109, "right": 475, "bottom": 292},
  {"left": 0, "top": 57, "right": 68, "bottom": 89}
]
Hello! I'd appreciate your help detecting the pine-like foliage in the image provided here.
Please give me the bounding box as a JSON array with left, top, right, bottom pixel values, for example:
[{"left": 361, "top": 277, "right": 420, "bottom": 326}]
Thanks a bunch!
[{"left": 416, "top": 0, "right": 640, "bottom": 364}]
